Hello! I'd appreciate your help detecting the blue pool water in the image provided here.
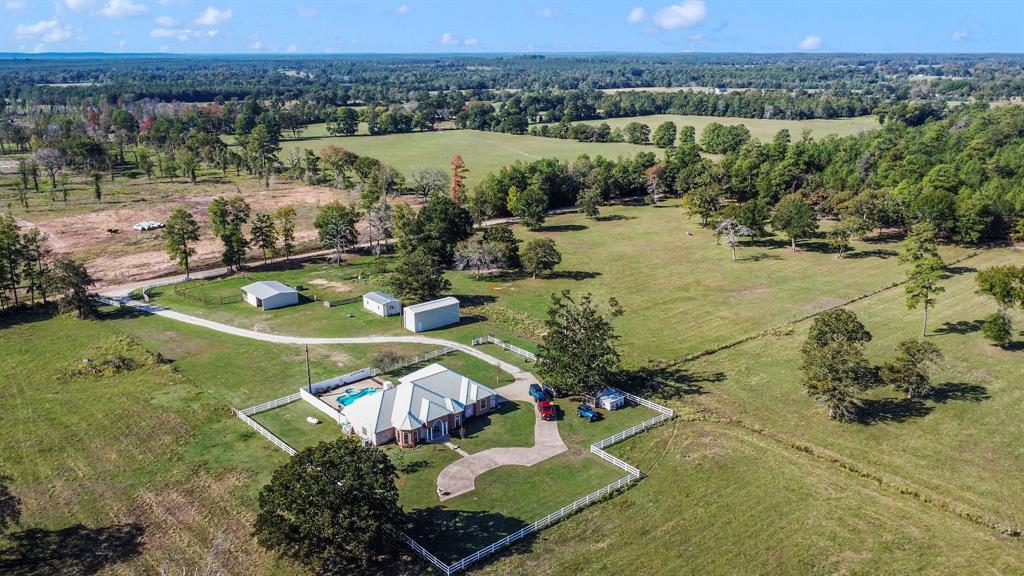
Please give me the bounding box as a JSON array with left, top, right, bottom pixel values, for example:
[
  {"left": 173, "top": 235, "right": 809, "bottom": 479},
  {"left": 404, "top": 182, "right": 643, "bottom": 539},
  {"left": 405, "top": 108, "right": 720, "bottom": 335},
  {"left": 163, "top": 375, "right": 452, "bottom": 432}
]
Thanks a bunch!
[{"left": 337, "top": 387, "right": 377, "bottom": 406}]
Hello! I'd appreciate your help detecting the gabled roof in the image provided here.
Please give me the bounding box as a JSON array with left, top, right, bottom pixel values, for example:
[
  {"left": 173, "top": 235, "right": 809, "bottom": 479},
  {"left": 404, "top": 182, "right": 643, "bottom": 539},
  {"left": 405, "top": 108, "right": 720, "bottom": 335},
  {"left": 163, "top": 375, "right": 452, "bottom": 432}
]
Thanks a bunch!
[
  {"left": 341, "top": 363, "right": 496, "bottom": 434},
  {"left": 400, "top": 363, "right": 498, "bottom": 407},
  {"left": 404, "top": 296, "right": 459, "bottom": 313},
  {"left": 363, "top": 291, "right": 400, "bottom": 305},
  {"left": 241, "top": 281, "right": 297, "bottom": 299}
]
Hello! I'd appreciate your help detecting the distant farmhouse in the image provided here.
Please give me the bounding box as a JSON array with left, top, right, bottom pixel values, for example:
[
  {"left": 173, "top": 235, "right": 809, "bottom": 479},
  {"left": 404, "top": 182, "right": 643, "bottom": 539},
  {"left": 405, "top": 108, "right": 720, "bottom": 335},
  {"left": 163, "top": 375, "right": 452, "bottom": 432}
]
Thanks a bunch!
[{"left": 241, "top": 281, "right": 299, "bottom": 310}]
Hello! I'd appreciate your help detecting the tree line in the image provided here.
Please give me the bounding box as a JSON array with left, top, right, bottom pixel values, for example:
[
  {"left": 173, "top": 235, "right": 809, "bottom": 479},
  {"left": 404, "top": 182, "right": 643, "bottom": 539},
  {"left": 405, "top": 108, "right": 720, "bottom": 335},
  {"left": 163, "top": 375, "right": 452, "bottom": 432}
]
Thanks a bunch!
[{"left": 3, "top": 53, "right": 1022, "bottom": 109}]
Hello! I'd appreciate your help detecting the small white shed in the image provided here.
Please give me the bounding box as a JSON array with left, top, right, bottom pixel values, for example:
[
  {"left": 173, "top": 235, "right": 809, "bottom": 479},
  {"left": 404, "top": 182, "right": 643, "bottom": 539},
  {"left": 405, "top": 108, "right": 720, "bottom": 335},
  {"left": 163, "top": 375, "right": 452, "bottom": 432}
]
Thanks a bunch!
[
  {"left": 596, "top": 388, "right": 626, "bottom": 411},
  {"left": 363, "top": 291, "right": 402, "bottom": 317},
  {"left": 241, "top": 281, "right": 299, "bottom": 310},
  {"left": 403, "top": 297, "right": 460, "bottom": 333}
]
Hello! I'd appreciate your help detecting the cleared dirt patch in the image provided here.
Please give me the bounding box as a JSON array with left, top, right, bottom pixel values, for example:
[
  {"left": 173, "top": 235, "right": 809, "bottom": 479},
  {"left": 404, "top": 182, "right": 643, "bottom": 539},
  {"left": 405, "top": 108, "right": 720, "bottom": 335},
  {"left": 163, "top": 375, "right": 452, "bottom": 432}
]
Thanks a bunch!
[{"left": 308, "top": 278, "right": 354, "bottom": 292}]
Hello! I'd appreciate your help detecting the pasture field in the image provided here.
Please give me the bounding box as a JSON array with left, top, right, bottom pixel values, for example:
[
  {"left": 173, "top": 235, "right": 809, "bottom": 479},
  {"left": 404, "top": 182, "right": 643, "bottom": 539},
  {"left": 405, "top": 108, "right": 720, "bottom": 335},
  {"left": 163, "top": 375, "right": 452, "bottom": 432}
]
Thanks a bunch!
[
  {"left": 475, "top": 420, "right": 1023, "bottom": 576},
  {"left": 682, "top": 246, "right": 1024, "bottom": 529},
  {"left": 556, "top": 113, "right": 881, "bottom": 142},
  {"left": 147, "top": 200, "right": 974, "bottom": 363},
  {"left": 3, "top": 194, "right": 1022, "bottom": 574},
  {"left": 275, "top": 127, "right": 651, "bottom": 187}
]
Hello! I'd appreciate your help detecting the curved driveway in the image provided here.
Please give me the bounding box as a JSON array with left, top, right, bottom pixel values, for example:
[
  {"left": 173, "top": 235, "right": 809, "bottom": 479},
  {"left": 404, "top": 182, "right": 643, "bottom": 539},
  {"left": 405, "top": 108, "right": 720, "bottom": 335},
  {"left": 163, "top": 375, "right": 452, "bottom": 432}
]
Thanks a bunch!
[{"left": 117, "top": 299, "right": 567, "bottom": 499}]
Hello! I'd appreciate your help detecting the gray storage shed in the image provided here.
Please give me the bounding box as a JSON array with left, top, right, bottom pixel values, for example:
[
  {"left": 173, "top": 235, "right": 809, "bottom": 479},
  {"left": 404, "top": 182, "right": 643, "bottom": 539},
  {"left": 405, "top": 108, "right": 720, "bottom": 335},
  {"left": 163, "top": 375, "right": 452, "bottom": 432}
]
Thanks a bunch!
[
  {"left": 403, "top": 297, "right": 460, "bottom": 333},
  {"left": 241, "top": 281, "right": 300, "bottom": 310}
]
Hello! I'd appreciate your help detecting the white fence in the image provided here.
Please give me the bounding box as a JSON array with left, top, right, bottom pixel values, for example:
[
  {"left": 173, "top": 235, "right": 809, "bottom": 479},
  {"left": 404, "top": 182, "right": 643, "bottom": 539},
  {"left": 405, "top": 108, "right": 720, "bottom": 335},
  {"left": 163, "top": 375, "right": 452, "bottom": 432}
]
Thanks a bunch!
[
  {"left": 401, "top": 387, "right": 674, "bottom": 574},
  {"left": 233, "top": 408, "right": 297, "bottom": 457},
  {"left": 370, "top": 346, "right": 456, "bottom": 376},
  {"left": 471, "top": 335, "right": 537, "bottom": 362},
  {"left": 299, "top": 388, "right": 346, "bottom": 426},
  {"left": 240, "top": 392, "right": 301, "bottom": 416},
  {"left": 235, "top": 378, "right": 673, "bottom": 575}
]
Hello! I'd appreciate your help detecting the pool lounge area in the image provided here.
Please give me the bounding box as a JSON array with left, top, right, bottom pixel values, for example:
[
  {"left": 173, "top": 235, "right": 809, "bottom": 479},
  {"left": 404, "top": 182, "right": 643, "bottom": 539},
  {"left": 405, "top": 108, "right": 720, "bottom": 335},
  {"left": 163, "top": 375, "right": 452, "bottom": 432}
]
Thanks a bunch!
[{"left": 336, "top": 387, "right": 377, "bottom": 406}]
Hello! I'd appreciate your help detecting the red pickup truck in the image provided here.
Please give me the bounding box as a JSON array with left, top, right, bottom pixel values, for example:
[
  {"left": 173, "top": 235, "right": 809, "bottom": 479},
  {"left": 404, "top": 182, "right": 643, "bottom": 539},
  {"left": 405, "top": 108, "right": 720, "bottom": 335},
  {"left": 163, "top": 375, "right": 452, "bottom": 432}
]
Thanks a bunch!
[{"left": 537, "top": 400, "right": 556, "bottom": 421}]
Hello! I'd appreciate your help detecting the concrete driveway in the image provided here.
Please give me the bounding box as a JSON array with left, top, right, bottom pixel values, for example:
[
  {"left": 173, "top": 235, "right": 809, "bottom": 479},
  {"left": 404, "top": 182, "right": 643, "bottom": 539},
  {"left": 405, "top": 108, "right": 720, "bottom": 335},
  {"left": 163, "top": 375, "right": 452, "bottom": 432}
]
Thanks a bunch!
[{"left": 435, "top": 378, "right": 568, "bottom": 501}]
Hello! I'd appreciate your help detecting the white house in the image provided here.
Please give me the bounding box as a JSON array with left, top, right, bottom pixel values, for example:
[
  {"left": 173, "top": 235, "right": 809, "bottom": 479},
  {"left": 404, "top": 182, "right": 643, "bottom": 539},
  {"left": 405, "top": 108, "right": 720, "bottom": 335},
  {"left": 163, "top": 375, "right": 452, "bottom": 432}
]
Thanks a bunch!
[
  {"left": 403, "top": 297, "right": 460, "bottom": 333},
  {"left": 241, "top": 281, "right": 299, "bottom": 310},
  {"left": 362, "top": 291, "right": 402, "bottom": 317},
  {"left": 341, "top": 363, "right": 499, "bottom": 447}
]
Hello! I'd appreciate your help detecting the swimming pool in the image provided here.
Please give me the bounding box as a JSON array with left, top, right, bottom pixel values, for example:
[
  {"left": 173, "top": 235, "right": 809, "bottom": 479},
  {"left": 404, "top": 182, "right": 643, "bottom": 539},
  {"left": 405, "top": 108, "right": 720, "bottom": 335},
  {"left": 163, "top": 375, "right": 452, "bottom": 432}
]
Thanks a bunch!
[{"left": 337, "top": 387, "right": 377, "bottom": 407}]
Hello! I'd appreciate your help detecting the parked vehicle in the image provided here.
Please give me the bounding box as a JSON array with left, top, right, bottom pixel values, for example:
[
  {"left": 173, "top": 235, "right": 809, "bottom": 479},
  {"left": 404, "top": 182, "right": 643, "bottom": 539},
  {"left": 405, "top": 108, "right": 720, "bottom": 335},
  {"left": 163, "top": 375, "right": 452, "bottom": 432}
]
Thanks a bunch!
[
  {"left": 576, "top": 404, "right": 600, "bottom": 422},
  {"left": 529, "top": 383, "right": 547, "bottom": 402},
  {"left": 537, "top": 400, "right": 556, "bottom": 420}
]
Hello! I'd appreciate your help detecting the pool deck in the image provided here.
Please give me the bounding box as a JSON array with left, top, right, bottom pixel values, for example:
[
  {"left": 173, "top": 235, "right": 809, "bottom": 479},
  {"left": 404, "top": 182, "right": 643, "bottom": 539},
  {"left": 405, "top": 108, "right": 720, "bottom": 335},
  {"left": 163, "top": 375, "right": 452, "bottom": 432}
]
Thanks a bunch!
[{"left": 315, "top": 376, "right": 392, "bottom": 408}]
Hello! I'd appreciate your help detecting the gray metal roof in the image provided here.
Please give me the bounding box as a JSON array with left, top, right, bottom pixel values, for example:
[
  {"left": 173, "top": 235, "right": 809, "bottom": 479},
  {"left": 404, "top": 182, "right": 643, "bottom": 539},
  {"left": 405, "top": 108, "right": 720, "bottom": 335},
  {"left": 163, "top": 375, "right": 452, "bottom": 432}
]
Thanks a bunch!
[
  {"left": 363, "top": 291, "right": 400, "bottom": 305},
  {"left": 404, "top": 296, "right": 459, "bottom": 313},
  {"left": 241, "top": 281, "right": 297, "bottom": 299}
]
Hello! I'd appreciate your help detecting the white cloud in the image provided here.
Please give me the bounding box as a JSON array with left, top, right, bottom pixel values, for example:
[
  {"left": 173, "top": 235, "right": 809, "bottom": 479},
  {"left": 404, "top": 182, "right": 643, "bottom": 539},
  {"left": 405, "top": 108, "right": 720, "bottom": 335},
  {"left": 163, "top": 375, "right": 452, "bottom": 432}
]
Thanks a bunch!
[
  {"left": 111, "top": 29, "right": 123, "bottom": 36},
  {"left": 652, "top": 1, "right": 706, "bottom": 29},
  {"left": 535, "top": 7, "right": 554, "bottom": 17},
  {"left": 798, "top": 35, "right": 822, "bottom": 50},
  {"left": 296, "top": 6, "right": 316, "bottom": 18},
  {"left": 64, "top": 0, "right": 97, "bottom": 11},
  {"left": 4, "top": 0, "right": 27, "bottom": 11},
  {"left": 117, "top": 39, "right": 126, "bottom": 49},
  {"left": 464, "top": 38, "right": 479, "bottom": 46},
  {"left": 440, "top": 32, "right": 458, "bottom": 45},
  {"left": 15, "top": 20, "right": 75, "bottom": 43},
  {"left": 43, "top": 27, "right": 72, "bottom": 42},
  {"left": 627, "top": 7, "right": 645, "bottom": 23},
  {"left": 194, "top": 6, "right": 232, "bottom": 26},
  {"left": 285, "top": 43, "right": 297, "bottom": 53},
  {"left": 396, "top": 3, "right": 409, "bottom": 14},
  {"left": 151, "top": 27, "right": 218, "bottom": 41},
  {"left": 250, "top": 39, "right": 262, "bottom": 50},
  {"left": 159, "top": 44, "right": 169, "bottom": 52},
  {"left": 951, "top": 30, "right": 968, "bottom": 41},
  {"left": 15, "top": 20, "right": 60, "bottom": 37},
  {"left": 155, "top": 15, "right": 176, "bottom": 27},
  {"left": 101, "top": 0, "right": 147, "bottom": 18},
  {"left": 688, "top": 33, "right": 701, "bottom": 41}
]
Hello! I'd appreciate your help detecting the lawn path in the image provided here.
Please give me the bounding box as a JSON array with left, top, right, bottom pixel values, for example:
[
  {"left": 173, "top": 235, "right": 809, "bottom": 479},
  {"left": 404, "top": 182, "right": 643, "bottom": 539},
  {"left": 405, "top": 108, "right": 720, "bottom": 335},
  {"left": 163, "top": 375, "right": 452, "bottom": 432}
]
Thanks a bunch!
[{"left": 115, "top": 298, "right": 566, "bottom": 498}]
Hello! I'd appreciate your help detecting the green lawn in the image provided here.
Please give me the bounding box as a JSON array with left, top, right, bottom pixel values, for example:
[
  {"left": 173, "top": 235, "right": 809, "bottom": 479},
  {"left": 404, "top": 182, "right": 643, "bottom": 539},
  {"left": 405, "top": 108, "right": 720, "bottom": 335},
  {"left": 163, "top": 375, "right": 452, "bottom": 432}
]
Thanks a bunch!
[
  {"left": 554, "top": 114, "right": 881, "bottom": 142},
  {"left": 454, "top": 401, "right": 535, "bottom": 454},
  {"left": 252, "top": 401, "right": 345, "bottom": 451},
  {"left": 274, "top": 126, "right": 652, "bottom": 187}
]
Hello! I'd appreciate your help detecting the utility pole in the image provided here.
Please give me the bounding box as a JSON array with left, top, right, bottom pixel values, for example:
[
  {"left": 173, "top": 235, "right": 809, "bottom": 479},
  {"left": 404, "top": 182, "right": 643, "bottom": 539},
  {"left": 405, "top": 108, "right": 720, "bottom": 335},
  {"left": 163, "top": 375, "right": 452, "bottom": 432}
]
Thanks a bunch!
[{"left": 305, "top": 345, "right": 312, "bottom": 392}]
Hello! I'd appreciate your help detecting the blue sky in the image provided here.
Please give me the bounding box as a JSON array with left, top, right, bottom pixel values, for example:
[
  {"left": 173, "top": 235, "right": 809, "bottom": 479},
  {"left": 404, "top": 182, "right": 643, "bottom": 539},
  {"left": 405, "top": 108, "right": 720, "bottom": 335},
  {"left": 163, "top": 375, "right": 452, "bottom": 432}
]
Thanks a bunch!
[{"left": 2, "top": 0, "right": 1022, "bottom": 54}]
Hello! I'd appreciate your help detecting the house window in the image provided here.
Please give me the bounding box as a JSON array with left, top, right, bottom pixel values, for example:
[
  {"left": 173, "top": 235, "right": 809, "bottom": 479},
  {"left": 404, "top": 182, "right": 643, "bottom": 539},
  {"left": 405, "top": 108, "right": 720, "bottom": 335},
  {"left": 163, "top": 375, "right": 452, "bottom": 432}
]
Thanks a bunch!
[{"left": 479, "top": 398, "right": 488, "bottom": 410}]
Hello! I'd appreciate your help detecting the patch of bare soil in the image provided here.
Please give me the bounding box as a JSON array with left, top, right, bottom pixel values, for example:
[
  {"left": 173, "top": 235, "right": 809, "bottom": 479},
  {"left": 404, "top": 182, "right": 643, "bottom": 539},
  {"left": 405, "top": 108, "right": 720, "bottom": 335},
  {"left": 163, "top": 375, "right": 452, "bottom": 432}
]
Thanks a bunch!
[
  {"left": 308, "top": 278, "right": 354, "bottom": 292},
  {"left": 18, "top": 181, "right": 356, "bottom": 286}
]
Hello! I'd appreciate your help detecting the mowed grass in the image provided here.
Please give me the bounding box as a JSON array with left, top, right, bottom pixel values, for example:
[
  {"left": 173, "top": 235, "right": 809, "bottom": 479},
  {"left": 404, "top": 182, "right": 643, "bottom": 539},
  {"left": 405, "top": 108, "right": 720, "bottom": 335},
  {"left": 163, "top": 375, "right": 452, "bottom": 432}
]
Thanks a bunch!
[
  {"left": 396, "top": 401, "right": 653, "bottom": 561},
  {"left": 276, "top": 126, "right": 652, "bottom": 187},
  {"left": 557, "top": 113, "right": 881, "bottom": 142},
  {"left": 475, "top": 421, "right": 1023, "bottom": 575},
  {"left": 681, "top": 247, "right": 1024, "bottom": 530}
]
